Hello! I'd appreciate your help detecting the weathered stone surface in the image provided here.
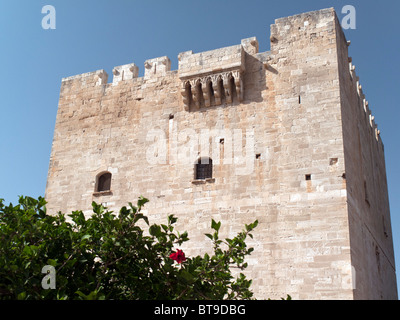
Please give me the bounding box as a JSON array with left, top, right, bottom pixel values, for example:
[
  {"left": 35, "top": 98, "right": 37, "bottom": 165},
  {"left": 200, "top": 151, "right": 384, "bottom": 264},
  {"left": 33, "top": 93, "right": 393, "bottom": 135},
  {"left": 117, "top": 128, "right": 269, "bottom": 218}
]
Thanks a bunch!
[{"left": 45, "top": 8, "right": 397, "bottom": 300}]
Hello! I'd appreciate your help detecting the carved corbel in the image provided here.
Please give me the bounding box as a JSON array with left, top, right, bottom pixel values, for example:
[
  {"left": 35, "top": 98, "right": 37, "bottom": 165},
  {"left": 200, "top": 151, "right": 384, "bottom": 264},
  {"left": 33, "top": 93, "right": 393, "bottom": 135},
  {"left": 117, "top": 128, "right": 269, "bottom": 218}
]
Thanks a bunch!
[
  {"left": 192, "top": 79, "right": 202, "bottom": 109},
  {"left": 180, "top": 66, "right": 244, "bottom": 110},
  {"left": 211, "top": 75, "right": 222, "bottom": 105},
  {"left": 222, "top": 73, "right": 233, "bottom": 104},
  {"left": 231, "top": 70, "right": 244, "bottom": 102}
]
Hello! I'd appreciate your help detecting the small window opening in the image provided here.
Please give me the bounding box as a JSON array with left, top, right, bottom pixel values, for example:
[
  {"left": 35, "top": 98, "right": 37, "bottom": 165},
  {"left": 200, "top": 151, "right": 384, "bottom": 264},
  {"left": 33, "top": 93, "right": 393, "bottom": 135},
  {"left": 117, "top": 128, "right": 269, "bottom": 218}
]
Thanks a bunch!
[
  {"left": 195, "top": 157, "right": 213, "bottom": 180},
  {"left": 298, "top": 95, "right": 301, "bottom": 104},
  {"left": 305, "top": 174, "right": 311, "bottom": 181},
  {"left": 96, "top": 172, "right": 112, "bottom": 192},
  {"left": 330, "top": 158, "right": 338, "bottom": 166},
  {"left": 169, "top": 114, "right": 174, "bottom": 120},
  {"left": 256, "top": 153, "right": 261, "bottom": 159},
  {"left": 220, "top": 138, "right": 224, "bottom": 144}
]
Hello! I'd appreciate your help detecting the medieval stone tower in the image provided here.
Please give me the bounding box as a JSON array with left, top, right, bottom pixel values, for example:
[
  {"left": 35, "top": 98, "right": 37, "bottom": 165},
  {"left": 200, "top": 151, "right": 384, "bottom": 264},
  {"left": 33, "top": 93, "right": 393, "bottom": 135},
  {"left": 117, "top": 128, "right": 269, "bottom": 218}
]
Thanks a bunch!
[{"left": 45, "top": 8, "right": 397, "bottom": 299}]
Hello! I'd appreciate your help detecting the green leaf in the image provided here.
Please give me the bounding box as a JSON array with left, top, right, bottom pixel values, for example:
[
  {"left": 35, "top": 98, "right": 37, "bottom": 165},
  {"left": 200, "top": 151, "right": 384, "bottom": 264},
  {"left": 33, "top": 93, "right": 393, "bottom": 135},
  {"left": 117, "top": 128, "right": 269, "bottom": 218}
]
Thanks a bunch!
[
  {"left": 245, "top": 220, "right": 258, "bottom": 232},
  {"left": 22, "top": 245, "right": 32, "bottom": 256},
  {"left": 17, "top": 292, "right": 26, "bottom": 300},
  {"left": 205, "top": 233, "right": 213, "bottom": 240},
  {"left": 211, "top": 219, "right": 221, "bottom": 232},
  {"left": 168, "top": 215, "right": 178, "bottom": 225},
  {"left": 133, "top": 213, "right": 144, "bottom": 224},
  {"left": 119, "top": 206, "right": 129, "bottom": 218},
  {"left": 137, "top": 196, "right": 149, "bottom": 209},
  {"left": 142, "top": 215, "right": 149, "bottom": 225},
  {"left": 180, "top": 270, "right": 195, "bottom": 284},
  {"left": 128, "top": 202, "right": 137, "bottom": 214},
  {"left": 91, "top": 202, "right": 104, "bottom": 215},
  {"left": 81, "top": 234, "right": 91, "bottom": 241},
  {"left": 46, "top": 259, "right": 58, "bottom": 267},
  {"left": 149, "top": 224, "right": 162, "bottom": 237},
  {"left": 75, "top": 290, "right": 88, "bottom": 299}
]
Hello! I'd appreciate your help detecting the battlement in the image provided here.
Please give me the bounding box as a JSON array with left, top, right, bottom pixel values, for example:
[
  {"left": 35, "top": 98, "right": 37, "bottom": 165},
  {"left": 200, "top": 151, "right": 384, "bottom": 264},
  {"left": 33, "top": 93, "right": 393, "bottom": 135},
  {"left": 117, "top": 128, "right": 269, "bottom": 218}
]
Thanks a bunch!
[
  {"left": 57, "top": 8, "right": 382, "bottom": 146},
  {"left": 59, "top": 36, "right": 260, "bottom": 111},
  {"left": 60, "top": 36, "right": 258, "bottom": 84},
  {"left": 61, "top": 69, "right": 108, "bottom": 89},
  {"left": 178, "top": 43, "right": 245, "bottom": 79},
  {"left": 58, "top": 8, "right": 384, "bottom": 146},
  {"left": 112, "top": 63, "right": 138, "bottom": 86},
  {"left": 348, "top": 57, "right": 382, "bottom": 145},
  {"left": 144, "top": 56, "right": 171, "bottom": 78}
]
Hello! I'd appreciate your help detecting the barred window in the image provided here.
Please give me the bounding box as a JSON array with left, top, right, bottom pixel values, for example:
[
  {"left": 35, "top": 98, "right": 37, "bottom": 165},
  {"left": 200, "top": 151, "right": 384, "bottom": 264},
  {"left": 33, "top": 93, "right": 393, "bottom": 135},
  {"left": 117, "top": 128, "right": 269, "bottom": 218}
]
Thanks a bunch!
[{"left": 195, "top": 157, "right": 212, "bottom": 180}]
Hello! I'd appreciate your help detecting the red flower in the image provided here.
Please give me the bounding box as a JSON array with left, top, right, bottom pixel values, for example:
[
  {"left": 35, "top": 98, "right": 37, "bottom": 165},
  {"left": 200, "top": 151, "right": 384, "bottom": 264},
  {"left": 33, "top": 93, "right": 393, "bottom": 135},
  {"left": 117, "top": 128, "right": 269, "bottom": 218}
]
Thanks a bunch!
[{"left": 169, "top": 249, "right": 186, "bottom": 263}]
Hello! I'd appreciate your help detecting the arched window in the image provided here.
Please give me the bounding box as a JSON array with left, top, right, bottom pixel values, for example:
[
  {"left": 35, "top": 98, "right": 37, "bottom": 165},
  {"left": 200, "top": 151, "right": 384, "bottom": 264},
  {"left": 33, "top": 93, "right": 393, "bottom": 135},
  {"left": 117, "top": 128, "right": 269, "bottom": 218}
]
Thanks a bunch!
[
  {"left": 96, "top": 172, "right": 112, "bottom": 192},
  {"left": 195, "top": 157, "right": 212, "bottom": 180}
]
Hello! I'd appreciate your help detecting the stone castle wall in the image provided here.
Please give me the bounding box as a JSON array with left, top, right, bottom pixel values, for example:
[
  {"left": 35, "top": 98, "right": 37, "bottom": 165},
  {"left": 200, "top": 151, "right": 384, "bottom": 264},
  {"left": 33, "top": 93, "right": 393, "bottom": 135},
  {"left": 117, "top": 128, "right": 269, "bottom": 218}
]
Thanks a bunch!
[{"left": 45, "top": 8, "right": 397, "bottom": 299}]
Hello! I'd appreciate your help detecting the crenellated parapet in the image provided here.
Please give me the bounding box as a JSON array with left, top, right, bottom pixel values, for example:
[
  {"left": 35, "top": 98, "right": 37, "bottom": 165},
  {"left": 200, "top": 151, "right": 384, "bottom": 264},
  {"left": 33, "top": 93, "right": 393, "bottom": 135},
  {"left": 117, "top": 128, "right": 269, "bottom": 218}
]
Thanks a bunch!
[
  {"left": 58, "top": 30, "right": 382, "bottom": 148},
  {"left": 348, "top": 57, "right": 381, "bottom": 143},
  {"left": 59, "top": 37, "right": 263, "bottom": 111}
]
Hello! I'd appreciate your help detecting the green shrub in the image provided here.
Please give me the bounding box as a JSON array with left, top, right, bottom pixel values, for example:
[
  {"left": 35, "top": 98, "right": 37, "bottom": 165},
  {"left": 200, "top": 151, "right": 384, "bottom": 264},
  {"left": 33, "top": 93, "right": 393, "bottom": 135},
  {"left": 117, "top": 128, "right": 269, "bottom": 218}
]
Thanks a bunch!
[{"left": 0, "top": 196, "right": 257, "bottom": 300}]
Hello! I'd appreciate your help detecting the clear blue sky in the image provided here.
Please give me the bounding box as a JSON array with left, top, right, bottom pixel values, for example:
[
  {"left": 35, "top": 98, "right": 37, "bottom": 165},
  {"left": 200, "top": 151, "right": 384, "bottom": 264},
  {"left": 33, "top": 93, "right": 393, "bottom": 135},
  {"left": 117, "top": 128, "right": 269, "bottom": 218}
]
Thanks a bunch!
[{"left": 1, "top": 0, "right": 399, "bottom": 297}]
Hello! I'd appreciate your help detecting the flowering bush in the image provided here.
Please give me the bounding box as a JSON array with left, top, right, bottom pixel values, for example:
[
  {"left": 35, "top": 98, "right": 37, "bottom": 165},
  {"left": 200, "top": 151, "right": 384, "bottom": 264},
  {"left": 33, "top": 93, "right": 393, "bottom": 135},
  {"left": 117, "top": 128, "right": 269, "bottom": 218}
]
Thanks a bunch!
[{"left": 0, "top": 196, "right": 258, "bottom": 300}]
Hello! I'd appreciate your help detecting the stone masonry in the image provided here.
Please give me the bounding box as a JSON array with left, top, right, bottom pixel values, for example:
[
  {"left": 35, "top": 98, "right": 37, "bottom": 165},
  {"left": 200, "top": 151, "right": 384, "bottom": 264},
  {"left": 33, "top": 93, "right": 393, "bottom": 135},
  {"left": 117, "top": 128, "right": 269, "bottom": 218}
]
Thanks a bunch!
[{"left": 45, "top": 8, "right": 397, "bottom": 299}]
